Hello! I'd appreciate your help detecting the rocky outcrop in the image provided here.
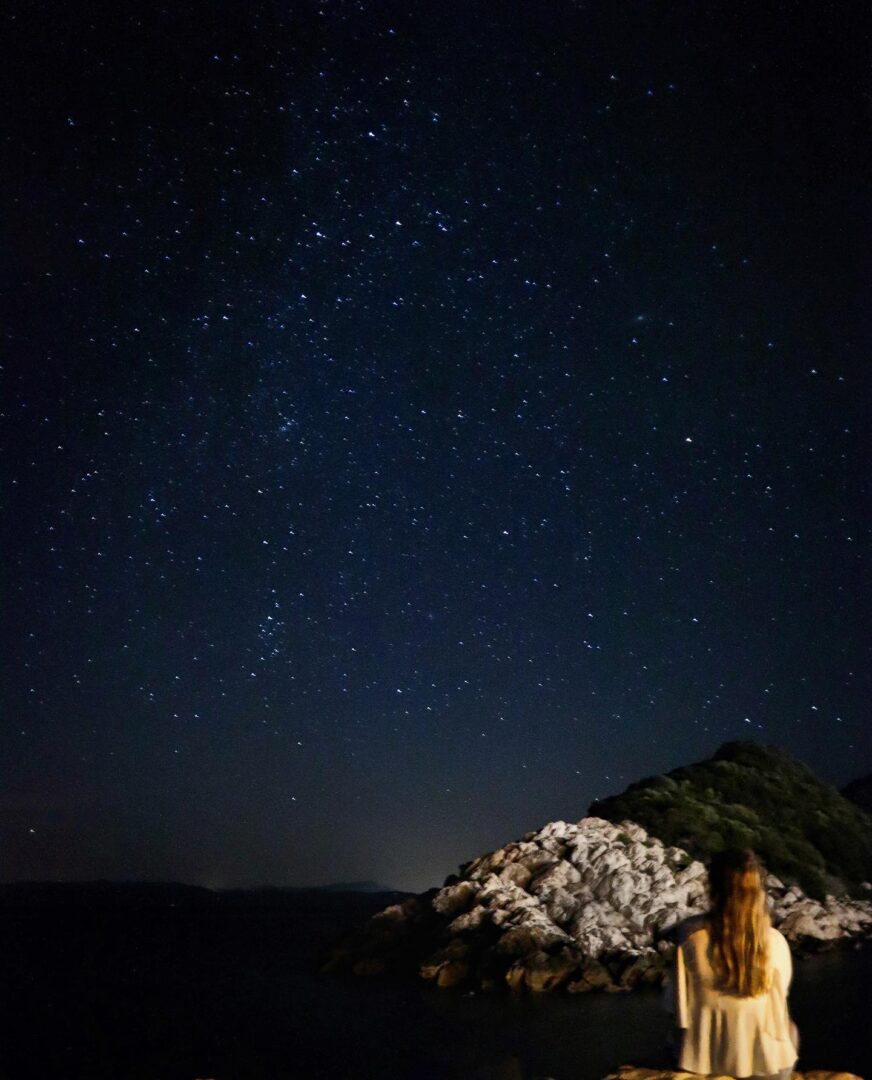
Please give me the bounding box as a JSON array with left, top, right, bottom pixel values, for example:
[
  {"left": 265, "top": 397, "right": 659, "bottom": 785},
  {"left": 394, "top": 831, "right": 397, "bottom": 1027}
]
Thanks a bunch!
[
  {"left": 773, "top": 886, "right": 872, "bottom": 943},
  {"left": 323, "top": 816, "right": 872, "bottom": 993}
]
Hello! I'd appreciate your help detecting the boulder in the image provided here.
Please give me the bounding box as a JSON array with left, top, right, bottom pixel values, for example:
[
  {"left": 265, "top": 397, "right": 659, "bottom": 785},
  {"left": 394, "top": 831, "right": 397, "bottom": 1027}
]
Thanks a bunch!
[
  {"left": 491, "top": 925, "right": 562, "bottom": 958},
  {"left": 436, "top": 959, "right": 469, "bottom": 988},
  {"left": 538, "top": 885, "right": 581, "bottom": 926},
  {"left": 499, "top": 862, "right": 533, "bottom": 889},
  {"left": 504, "top": 960, "right": 526, "bottom": 992},
  {"left": 432, "top": 880, "right": 478, "bottom": 917},
  {"left": 521, "top": 849, "right": 560, "bottom": 877},
  {"left": 779, "top": 909, "right": 844, "bottom": 942},
  {"left": 419, "top": 937, "right": 471, "bottom": 981},
  {"left": 618, "top": 950, "right": 663, "bottom": 989},
  {"left": 617, "top": 822, "right": 649, "bottom": 842},
  {"left": 594, "top": 848, "right": 632, "bottom": 878},
  {"left": 605, "top": 870, "right": 640, "bottom": 908},
  {"left": 519, "top": 946, "right": 581, "bottom": 992},
  {"left": 448, "top": 903, "right": 489, "bottom": 933},
  {"left": 529, "top": 859, "right": 582, "bottom": 892},
  {"left": 567, "top": 957, "right": 616, "bottom": 992}
]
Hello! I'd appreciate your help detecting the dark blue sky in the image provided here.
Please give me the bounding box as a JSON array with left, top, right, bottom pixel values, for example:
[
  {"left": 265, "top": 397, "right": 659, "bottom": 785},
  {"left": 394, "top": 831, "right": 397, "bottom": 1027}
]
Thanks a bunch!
[{"left": 2, "top": 1, "right": 868, "bottom": 891}]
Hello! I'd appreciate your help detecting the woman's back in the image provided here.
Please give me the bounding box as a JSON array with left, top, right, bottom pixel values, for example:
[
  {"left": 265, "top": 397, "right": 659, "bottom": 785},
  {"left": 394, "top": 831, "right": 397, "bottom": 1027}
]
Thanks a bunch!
[{"left": 674, "top": 921, "right": 797, "bottom": 1077}]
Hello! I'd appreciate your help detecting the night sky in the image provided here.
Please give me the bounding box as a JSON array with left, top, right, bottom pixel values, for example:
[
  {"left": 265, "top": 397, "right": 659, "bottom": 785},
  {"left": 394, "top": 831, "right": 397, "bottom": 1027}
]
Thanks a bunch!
[{"left": 3, "top": 1, "right": 869, "bottom": 892}]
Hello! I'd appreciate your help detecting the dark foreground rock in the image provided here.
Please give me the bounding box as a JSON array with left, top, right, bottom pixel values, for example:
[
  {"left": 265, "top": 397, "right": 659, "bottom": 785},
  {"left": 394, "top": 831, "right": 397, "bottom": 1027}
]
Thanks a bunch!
[{"left": 324, "top": 816, "right": 872, "bottom": 994}]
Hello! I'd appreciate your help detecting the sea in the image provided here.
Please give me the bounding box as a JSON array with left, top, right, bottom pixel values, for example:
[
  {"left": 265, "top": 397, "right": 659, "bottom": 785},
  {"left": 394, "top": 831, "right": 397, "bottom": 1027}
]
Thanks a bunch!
[{"left": 0, "top": 886, "right": 867, "bottom": 1080}]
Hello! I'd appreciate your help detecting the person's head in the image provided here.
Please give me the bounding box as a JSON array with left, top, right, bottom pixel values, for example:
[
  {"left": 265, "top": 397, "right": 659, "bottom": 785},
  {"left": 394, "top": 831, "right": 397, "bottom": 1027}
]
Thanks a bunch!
[{"left": 707, "top": 847, "right": 770, "bottom": 996}]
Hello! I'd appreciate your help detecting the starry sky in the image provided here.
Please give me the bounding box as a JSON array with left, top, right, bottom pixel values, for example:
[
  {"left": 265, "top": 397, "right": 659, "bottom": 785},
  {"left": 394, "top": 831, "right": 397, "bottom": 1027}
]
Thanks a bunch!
[{"left": 2, "top": 1, "right": 869, "bottom": 892}]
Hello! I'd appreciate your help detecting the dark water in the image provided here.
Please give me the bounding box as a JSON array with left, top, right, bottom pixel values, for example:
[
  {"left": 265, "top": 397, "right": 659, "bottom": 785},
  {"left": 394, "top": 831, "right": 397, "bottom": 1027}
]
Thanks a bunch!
[{"left": 0, "top": 891, "right": 867, "bottom": 1079}]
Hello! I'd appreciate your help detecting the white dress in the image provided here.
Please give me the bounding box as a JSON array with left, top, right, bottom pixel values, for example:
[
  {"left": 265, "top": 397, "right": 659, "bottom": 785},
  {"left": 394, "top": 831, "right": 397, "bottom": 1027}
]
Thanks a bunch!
[{"left": 666, "top": 922, "right": 798, "bottom": 1078}]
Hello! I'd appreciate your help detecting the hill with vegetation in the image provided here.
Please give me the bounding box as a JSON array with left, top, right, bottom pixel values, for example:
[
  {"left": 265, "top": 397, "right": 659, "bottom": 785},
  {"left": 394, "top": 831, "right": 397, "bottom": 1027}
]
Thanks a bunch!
[{"left": 588, "top": 741, "right": 872, "bottom": 899}]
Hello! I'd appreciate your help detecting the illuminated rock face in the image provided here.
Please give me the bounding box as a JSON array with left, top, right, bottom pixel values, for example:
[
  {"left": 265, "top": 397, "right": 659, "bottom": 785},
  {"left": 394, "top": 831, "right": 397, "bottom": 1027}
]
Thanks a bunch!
[{"left": 325, "top": 816, "right": 872, "bottom": 993}]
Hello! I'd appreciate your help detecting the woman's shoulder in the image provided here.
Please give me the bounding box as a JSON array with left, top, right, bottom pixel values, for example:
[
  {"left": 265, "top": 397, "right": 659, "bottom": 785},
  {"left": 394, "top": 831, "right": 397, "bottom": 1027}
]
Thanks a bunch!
[
  {"left": 767, "top": 924, "right": 791, "bottom": 952},
  {"left": 766, "top": 924, "right": 794, "bottom": 976},
  {"left": 677, "top": 914, "right": 710, "bottom": 947}
]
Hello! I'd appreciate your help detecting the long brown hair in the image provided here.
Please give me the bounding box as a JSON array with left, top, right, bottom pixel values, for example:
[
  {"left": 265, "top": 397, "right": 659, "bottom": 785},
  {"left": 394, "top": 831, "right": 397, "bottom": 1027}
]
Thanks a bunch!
[{"left": 707, "top": 848, "right": 771, "bottom": 997}]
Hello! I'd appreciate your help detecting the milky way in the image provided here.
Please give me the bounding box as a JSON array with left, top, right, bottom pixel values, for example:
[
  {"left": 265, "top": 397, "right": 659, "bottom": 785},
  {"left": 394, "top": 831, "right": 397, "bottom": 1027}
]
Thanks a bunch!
[{"left": 2, "top": 1, "right": 868, "bottom": 890}]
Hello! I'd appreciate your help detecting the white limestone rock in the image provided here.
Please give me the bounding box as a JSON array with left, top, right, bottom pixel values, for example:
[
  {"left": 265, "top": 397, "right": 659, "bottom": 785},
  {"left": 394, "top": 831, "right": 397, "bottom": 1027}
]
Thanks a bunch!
[
  {"left": 345, "top": 814, "right": 872, "bottom": 992},
  {"left": 432, "top": 880, "right": 477, "bottom": 917},
  {"left": 529, "top": 859, "right": 582, "bottom": 893},
  {"left": 447, "top": 904, "right": 489, "bottom": 933},
  {"left": 537, "top": 885, "right": 581, "bottom": 926}
]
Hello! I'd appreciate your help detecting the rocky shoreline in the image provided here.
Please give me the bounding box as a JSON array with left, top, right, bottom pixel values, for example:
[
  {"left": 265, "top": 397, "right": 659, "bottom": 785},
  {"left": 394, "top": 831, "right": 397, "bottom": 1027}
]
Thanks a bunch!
[{"left": 324, "top": 817, "right": 872, "bottom": 993}]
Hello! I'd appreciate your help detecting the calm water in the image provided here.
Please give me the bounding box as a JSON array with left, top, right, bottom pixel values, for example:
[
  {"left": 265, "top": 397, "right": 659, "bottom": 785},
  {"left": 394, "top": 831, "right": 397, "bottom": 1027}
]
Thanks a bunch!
[{"left": 0, "top": 891, "right": 867, "bottom": 1079}]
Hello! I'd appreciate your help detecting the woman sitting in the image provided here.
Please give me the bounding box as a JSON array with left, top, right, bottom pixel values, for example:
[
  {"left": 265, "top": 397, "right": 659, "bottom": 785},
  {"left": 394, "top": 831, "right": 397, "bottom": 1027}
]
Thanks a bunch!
[{"left": 664, "top": 847, "right": 799, "bottom": 1079}]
